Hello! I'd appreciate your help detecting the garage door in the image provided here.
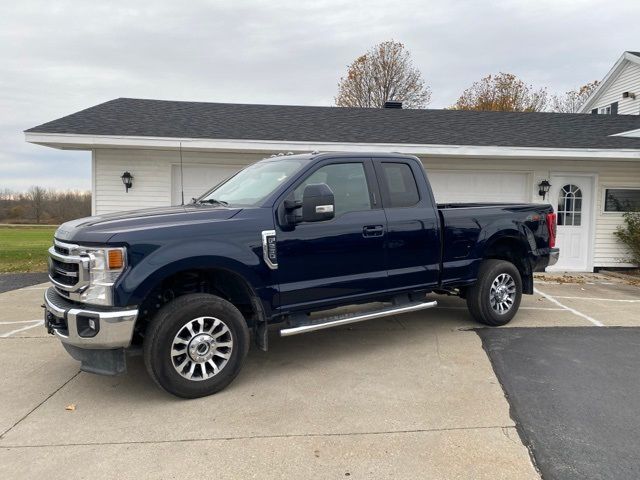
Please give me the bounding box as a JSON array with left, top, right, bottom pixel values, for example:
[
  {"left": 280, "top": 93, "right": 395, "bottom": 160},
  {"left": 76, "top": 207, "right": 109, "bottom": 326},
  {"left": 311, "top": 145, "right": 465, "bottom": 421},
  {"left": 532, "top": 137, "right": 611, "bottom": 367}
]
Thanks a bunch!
[
  {"left": 428, "top": 170, "right": 531, "bottom": 203},
  {"left": 171, "top": 165, "right": 242, "bottom": 205}
]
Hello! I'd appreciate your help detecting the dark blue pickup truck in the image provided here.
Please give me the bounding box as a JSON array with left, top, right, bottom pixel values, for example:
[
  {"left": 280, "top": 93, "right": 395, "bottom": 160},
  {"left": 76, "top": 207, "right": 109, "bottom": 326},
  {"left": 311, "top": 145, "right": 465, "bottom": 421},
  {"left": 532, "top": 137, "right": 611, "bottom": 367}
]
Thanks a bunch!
[{"left": 44, "top": 152, "right": 558, "bottom": 397}]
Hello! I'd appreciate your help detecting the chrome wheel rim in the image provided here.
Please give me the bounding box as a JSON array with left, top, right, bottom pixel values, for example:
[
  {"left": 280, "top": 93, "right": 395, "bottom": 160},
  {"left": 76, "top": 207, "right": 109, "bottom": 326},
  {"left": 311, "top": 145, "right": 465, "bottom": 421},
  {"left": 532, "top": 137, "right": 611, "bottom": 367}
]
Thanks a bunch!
[
  {"left": 171, "top": 316, "right": 233, "bottom": 381},
  {"left": 489, "top": 273, "right": 516, "bottom": 314}
]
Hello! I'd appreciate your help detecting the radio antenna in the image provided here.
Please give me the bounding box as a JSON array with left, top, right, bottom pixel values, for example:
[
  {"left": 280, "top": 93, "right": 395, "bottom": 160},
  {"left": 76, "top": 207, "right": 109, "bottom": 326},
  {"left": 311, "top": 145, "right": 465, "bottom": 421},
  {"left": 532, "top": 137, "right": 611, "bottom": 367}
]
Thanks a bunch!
[{"left": 179, "top": 141, "right": 185, "bottom": 205}]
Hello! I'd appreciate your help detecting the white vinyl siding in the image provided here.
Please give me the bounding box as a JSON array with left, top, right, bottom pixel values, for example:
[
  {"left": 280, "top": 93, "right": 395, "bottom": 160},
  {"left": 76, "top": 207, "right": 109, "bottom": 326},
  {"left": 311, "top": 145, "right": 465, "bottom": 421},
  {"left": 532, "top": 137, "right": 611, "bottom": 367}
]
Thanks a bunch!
[
  {"left": 592, "top": 61, "right": 640, "bottom": 115},
  {"left": 93, "top": 149, "right": 263, "bottom": 214}
]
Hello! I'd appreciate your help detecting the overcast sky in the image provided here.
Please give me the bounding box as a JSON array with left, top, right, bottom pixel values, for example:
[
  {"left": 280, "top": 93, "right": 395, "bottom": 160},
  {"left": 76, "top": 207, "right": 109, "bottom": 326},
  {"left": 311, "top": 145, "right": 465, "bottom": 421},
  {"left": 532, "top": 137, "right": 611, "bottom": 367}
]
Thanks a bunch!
[{"left": 1, "top": 0, "right": 638, "bottom": 191}]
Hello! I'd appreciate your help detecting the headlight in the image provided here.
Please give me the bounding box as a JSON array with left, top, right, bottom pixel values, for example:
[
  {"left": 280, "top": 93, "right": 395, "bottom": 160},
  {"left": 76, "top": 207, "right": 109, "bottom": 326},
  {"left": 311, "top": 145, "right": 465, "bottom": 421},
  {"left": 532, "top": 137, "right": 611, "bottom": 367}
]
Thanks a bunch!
[{"left": 78, "top": 247, "right": 127, "bottom": 306}]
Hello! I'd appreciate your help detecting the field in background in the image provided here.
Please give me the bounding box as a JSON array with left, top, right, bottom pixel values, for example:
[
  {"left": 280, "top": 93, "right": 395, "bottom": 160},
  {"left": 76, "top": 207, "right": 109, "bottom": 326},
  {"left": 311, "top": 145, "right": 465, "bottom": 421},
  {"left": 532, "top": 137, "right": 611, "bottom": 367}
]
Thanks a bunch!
[{"left": 0, "top": 226, "right": 56, "bottom": 273}]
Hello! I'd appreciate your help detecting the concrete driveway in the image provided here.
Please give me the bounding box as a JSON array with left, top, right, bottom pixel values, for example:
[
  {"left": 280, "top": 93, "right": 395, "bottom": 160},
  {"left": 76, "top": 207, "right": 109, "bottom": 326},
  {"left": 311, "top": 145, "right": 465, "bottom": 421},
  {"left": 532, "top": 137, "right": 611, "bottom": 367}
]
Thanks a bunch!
[{"left": 1, "top": 274, "right": 638, "bottom": 479}]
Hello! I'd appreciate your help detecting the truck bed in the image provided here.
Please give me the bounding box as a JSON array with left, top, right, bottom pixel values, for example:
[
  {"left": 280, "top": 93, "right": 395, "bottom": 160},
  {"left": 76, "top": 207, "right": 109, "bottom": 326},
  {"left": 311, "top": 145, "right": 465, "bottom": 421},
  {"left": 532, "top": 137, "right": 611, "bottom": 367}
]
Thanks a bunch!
[{"left": 437, "top": 202, "right": 555, "bottom": 290}]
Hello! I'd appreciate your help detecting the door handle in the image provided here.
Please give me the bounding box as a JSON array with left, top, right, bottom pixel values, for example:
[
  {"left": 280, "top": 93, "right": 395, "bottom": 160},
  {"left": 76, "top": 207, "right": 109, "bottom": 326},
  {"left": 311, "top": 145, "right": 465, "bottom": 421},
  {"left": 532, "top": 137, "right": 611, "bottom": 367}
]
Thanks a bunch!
[{"left": 363, "top": 225, "right": 384, "bottom": 237}]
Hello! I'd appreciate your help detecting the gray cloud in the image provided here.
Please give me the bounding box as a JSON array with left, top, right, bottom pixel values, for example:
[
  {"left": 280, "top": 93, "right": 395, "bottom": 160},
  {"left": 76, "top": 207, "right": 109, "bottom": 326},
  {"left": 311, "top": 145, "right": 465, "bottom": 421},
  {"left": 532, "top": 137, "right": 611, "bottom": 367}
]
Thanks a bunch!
[{"left": 1, "top": 0, "right": 639, "bottom": 191}]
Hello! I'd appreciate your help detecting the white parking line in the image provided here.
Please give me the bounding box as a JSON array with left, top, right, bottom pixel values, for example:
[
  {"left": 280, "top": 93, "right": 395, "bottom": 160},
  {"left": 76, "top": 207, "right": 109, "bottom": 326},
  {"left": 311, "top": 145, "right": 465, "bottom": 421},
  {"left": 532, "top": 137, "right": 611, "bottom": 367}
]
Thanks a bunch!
[
  {"left": 551, "top": 296, "right": 640, "bottom": 303},
  {"left": 534, "top": 288, "right": 604, "bottom": 327},
  {"left": 0, "top": 319, "right": 43, "bottom": 325},
  {"left": 520, "top": 307, "right": 566, "bottom": 311},
  {"left": 0, "top": 320, "right": 44, "bottom": 338}
]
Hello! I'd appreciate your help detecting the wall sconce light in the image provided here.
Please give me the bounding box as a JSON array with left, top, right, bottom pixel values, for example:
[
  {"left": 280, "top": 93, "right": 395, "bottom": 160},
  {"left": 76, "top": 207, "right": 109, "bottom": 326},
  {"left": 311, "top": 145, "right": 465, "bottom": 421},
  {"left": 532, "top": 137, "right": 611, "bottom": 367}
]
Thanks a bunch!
[
  {"left": 538, "top": 179, "right": 551, "bottom": 200},
  {"left": 121, "top": 171, "right": 133, "bottom": 192}
]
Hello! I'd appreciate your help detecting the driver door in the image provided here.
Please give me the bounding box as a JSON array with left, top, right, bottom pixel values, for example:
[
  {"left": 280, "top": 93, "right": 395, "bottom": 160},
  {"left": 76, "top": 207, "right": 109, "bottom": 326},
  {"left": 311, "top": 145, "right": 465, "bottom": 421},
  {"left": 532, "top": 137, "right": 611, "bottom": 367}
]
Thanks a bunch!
[{"left": 275, "top": 159, "right": 388, "bottom": 310}]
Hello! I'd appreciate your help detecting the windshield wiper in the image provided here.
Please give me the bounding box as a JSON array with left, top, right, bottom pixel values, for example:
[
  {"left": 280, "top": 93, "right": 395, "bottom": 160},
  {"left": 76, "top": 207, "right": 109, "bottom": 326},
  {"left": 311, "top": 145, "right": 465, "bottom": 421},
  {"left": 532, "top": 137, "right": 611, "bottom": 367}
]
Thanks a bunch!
[{"left": 197, "top": 198, "right": 229, "bottom": 206}]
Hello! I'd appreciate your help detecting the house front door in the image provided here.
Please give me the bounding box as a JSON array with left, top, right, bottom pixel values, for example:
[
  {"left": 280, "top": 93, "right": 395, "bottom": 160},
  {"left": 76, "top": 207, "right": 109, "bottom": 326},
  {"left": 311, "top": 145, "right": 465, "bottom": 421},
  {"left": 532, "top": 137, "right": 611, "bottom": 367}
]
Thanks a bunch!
[{"left": 547, "top": 175, "right": 594, "bottom": 272}]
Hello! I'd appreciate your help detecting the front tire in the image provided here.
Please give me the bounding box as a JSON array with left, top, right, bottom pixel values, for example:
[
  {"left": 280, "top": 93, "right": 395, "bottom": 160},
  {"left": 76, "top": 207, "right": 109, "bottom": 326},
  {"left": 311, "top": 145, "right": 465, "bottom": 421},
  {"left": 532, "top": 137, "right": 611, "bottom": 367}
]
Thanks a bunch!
[
  {"left": 143, "top": 293, "right": 250, "bottom": 398},
  {"left": 466, "top": 259, "right": 522, "bottom": 326}
]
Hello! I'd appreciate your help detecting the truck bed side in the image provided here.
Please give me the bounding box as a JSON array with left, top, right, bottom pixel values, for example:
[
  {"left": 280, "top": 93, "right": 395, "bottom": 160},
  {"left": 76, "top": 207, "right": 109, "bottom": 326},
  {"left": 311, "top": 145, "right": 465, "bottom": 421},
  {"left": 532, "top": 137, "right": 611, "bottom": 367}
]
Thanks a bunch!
[{"left": 438, "top": 203, "right": 555, "bottom": 293}]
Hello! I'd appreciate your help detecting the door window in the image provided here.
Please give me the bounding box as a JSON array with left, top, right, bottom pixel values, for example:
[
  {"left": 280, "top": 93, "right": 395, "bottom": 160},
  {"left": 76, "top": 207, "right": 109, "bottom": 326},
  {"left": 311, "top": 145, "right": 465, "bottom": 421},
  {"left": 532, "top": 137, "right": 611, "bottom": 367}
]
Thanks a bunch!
[
  {"left": 293, "top": 163, "right": 371, "bottom": 216},
  {"left": 557, "top": 184, "right": 582, "bottom": 226},
  {"left": 379, "top": 162, "right": 420, "bottom": 207}
]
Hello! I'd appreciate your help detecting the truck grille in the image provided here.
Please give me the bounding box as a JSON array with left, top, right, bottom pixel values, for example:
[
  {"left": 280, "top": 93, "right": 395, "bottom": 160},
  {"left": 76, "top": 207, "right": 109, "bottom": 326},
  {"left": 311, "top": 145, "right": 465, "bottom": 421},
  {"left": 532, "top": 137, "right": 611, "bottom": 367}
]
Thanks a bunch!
[
  {"left": 50, "top": 259, "right": 79, "bottom": 286},
  {"left": 48, "top": 240, "right": 90, "bottom": 299},
  {"left": 54, "top": 244, "right": 70, "bottom": 255}
]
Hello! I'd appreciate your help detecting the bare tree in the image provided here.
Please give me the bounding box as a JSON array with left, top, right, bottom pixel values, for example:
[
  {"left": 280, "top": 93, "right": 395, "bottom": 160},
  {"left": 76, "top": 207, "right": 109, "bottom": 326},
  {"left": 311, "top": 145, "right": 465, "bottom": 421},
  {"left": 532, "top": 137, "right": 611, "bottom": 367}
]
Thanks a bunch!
[
  {"left": 26, "top": 186, "right": 47, "bottom": 224},
  {"left": 48, "top": 189, "right": 91, "bottom": 221},
  {"left": 335, "top": 40, "right": 431, "bottom": 109},
  {"left": 0, "top": 188, "right": 91, "bottom": 224},
  {"left": 0, "top": 188, "right": 14, "bottom": 201},
  {"left": 551, "top": 80, "right": 600, "bottom": 113},
  {"left": 451, "top": 72, "right": 548, "bottom": 112}
]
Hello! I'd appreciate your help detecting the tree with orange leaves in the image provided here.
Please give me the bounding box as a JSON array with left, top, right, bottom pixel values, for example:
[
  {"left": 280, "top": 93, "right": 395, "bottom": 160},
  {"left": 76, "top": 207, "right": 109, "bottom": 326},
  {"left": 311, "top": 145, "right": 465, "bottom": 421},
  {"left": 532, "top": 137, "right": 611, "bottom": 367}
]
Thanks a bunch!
[{"left": 451, "top": 72, "right": 548, "bottom": 112}]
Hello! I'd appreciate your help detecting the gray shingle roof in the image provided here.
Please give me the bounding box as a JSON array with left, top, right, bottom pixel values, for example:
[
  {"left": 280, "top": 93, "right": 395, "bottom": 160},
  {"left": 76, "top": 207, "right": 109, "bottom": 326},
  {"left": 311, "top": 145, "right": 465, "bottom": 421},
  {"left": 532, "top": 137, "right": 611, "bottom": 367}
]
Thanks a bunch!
[
  {"left": 26, "top": 97, "right": 640, "bottom": 150},
  {"left": 628, "top": 51, "right": 640, "bottom": 58}
]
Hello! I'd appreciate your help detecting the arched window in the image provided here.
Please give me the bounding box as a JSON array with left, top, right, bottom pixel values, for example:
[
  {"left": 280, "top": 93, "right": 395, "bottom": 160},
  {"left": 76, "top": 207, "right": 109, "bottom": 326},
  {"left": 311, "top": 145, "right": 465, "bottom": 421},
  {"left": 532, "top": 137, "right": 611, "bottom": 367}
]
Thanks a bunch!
[{"left": 557, "top": 184, "right": 582, "bottom": 226}]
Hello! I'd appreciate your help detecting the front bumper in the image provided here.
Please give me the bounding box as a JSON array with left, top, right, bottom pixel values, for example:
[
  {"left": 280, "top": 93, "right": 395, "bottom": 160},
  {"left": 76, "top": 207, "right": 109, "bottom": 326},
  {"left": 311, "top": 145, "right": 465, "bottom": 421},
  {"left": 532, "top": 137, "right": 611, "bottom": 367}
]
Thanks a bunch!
[
  {"left": 43, "top": 287, "right": 138, "bottom": 349},
  {"left": 548, "top": 248, "right": 560, "bottom": 267}
]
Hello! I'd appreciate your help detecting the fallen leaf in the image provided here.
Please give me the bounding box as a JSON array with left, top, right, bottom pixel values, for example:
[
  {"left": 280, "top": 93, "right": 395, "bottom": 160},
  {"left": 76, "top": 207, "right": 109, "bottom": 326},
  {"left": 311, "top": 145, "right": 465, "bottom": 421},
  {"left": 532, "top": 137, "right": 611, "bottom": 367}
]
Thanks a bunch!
[{"left": 65, "top": 404, "right": 76, "bottom": 411}]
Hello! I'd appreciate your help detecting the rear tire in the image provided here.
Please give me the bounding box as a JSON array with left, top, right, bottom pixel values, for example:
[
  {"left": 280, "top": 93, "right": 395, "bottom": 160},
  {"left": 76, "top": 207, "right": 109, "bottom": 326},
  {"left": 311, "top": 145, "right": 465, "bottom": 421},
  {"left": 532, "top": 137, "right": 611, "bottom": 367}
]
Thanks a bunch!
[
  {"left": 143, "top": 293, "right": 250, "bottom": 398},
  {"left": 466, "top": 259, "right": 522, "bottom": 326}
]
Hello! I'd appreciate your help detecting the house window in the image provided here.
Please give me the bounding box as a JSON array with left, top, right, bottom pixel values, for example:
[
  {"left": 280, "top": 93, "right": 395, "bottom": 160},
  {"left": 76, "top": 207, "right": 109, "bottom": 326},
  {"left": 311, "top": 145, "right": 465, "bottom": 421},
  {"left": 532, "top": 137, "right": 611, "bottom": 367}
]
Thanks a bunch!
[
  {"left": 597, "top": 102, "right": 618, "bottom": 115},
  {"left": 604, "top": 188, "right": 640, "bottom": 212},
  {"left": 557, "top": 184, "right": 582, "bottom": 226}
]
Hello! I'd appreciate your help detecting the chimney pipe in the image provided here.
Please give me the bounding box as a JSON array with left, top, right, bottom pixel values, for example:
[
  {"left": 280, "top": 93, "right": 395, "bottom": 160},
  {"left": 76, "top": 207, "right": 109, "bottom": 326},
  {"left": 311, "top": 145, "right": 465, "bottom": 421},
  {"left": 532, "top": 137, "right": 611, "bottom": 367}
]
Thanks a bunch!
[{"left": 383, "top": 101, "right": 403, "bottom": 109}]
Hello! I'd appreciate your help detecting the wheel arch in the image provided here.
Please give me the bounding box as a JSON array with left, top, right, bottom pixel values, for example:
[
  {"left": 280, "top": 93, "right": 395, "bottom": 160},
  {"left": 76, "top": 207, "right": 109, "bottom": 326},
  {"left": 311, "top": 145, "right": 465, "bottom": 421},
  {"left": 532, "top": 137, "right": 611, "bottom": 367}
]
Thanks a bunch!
[
  {"left": 482, "top": 233, "right": 534, "bottom": 294},
  {"left": 125, "top": 260, "right": 270, "bottom": 350}
]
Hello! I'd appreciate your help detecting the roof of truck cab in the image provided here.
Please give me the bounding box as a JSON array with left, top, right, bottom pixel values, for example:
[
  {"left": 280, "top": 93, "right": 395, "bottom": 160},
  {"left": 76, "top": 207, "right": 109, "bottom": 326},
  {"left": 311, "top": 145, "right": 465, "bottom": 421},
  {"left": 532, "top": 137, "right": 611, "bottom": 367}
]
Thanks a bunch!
[{"left": 25, "top": 97, "right": 640, "bottom": 150}]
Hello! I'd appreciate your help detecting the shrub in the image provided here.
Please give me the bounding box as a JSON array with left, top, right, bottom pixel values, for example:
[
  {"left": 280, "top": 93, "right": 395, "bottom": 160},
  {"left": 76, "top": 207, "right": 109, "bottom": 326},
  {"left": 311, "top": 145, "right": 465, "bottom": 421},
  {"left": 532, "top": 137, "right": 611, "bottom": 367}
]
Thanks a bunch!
[{"left": 614, "top": 211, "right": 640, "bottom": 264}]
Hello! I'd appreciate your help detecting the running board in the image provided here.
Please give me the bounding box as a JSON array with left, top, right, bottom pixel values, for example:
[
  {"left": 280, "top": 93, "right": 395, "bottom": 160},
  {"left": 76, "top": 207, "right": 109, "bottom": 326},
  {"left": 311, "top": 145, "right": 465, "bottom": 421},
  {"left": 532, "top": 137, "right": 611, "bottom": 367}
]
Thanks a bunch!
[{"left": 279, "top": 300, "right": 438, "bottom": 337}]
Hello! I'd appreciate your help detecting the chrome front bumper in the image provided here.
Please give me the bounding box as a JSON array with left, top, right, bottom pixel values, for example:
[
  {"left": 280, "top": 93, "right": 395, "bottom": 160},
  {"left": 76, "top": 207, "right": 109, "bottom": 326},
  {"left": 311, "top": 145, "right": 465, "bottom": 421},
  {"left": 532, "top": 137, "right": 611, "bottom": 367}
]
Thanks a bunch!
[
  {"left": 43, "top": 287, "right": 138, "bottom": 349},
  {"left": 548, "top": 248, "right": 560, "bottom": 267}
]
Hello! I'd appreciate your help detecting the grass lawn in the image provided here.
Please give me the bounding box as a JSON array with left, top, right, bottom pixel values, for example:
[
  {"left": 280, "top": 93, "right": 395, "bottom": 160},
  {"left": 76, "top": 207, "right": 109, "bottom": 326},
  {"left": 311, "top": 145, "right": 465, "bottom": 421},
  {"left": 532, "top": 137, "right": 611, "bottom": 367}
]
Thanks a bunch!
[{"left": 0, "top": 226, "right": 57, "bottom": 273}]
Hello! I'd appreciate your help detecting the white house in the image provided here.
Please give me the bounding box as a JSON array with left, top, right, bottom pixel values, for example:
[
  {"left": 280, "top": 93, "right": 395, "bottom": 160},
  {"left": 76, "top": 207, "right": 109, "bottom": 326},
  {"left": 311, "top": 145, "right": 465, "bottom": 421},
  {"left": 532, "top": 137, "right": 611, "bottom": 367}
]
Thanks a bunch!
[
  {"left": 580, "top": 51, "right": 640, "bottom": 115},
  {"left": 25, "top": 98, "right": 640, "bottom": 272}
]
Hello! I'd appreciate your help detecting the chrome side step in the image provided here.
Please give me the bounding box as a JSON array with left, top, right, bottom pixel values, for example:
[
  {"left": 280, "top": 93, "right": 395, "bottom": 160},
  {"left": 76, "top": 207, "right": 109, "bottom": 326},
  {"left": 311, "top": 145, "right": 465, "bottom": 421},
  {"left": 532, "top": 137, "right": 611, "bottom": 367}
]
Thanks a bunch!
[{"left": 279, "top": 300, "right": 438, "bottom": 337}]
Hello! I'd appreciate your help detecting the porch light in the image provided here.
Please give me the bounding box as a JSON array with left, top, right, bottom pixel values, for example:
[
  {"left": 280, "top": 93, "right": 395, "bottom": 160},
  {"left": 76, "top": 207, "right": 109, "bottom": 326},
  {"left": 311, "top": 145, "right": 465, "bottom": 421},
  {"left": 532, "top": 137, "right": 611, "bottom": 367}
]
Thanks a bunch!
[
  {"left": 121, "top": 171, "right": 133, "bottom": 192},
  {"left": 538, "top": 180, "right": 551, "bottom": 200}
]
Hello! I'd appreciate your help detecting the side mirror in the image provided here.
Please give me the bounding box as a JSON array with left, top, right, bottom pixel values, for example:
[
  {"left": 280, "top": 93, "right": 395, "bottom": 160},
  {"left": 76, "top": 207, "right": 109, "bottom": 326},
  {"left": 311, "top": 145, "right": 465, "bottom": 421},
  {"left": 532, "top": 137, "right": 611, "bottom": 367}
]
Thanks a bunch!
[{"left": 302, "top": 183, "right": 335, "bottom": 222}]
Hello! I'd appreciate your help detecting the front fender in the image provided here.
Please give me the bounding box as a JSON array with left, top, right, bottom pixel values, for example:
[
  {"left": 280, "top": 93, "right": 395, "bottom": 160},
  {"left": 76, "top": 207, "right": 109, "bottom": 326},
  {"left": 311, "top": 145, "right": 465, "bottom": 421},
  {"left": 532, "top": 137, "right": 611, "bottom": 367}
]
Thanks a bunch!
[{"left": 114, "top": 238, "right": 273, "bottom": 309}]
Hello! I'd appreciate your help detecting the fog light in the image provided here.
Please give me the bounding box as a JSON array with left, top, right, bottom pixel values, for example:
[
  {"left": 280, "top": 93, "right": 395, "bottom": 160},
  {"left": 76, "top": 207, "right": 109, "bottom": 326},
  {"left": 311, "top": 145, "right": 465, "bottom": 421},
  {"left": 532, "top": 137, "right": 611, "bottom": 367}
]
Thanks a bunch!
[{"left": 77, "top": 315, "right": 100, "bottom": 338}]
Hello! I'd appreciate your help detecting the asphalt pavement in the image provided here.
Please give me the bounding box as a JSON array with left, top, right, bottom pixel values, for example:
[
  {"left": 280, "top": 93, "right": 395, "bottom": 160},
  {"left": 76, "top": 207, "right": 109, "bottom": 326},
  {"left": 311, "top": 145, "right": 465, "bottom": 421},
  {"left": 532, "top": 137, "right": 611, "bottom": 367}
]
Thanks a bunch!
[
  {"left": 479, "top": 327, "right": 640, "bottom": 480},
  {"left": 0, "top": 272, "right": 49, "bottom": 294}
]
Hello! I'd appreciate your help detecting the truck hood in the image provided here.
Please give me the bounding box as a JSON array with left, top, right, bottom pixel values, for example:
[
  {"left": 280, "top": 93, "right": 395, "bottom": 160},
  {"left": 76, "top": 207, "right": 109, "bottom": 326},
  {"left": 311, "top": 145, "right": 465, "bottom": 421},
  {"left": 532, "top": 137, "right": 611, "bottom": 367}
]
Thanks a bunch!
[{"left": 55, "top": 205, "right": 242, "bottom": 244}]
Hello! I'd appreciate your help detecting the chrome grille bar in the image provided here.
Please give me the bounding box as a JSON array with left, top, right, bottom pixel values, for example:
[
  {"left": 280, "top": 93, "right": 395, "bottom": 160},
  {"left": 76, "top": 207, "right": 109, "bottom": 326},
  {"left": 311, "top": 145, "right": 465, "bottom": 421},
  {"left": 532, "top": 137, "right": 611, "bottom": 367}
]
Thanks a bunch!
[{"left": 48, "top": 239, "right": 91, "bottom": 296}]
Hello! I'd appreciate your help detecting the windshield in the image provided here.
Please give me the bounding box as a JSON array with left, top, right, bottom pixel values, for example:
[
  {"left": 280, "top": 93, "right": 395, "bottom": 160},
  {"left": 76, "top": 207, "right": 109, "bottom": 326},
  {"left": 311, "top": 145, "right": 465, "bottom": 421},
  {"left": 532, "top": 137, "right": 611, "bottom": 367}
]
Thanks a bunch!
[{"left": 197, "top": 158, "right": 309, "bottom": 207}]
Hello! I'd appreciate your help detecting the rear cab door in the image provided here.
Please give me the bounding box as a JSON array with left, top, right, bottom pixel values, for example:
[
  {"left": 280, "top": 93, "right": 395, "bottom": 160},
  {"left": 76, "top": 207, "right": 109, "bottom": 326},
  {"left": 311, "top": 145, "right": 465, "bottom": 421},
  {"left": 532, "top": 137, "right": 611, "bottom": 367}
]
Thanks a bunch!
[{"left": 373, "top": 157, "right": 441, "bottom": 290}]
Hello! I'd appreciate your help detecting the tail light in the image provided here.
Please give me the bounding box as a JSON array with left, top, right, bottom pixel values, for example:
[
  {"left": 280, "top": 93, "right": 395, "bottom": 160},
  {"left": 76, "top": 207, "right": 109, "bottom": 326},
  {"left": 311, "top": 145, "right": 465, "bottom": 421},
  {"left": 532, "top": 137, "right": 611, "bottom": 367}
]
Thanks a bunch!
[{"left": 546, "top": 212, "right": 557, "bottom": 248}]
